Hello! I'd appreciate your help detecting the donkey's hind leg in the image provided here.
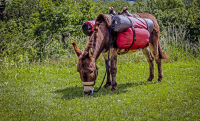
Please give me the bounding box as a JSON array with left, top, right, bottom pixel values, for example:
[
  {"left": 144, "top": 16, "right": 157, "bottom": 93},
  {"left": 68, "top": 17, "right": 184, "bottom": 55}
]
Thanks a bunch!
[
  {"left": 149, "top": 30, "right": 163, "bottom": 82},
  {"left": 142, "top": 47, "right": 155, "bottom": 81}
]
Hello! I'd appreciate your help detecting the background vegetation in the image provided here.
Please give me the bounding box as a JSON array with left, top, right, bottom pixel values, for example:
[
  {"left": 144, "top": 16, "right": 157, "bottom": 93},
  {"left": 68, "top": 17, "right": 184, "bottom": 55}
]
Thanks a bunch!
[
  {"left": 0, "top": 0, "right": 199, "bottom": 63},
  {"left": 0, "top": 0, "right": 200, "bottom": 120}
]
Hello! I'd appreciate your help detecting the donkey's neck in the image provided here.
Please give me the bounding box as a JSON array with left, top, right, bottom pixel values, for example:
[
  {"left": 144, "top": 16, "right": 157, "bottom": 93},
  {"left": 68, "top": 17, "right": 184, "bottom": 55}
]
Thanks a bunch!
[{"left": 84, "top": 22, "right": 109, "bottom": 61}]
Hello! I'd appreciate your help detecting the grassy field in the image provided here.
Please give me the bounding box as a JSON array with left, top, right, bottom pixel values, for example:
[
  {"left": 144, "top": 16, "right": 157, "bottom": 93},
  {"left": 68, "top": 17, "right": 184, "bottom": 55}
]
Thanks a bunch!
[{"left": 0, "top": 55, "right": 200, "bottom": 120}]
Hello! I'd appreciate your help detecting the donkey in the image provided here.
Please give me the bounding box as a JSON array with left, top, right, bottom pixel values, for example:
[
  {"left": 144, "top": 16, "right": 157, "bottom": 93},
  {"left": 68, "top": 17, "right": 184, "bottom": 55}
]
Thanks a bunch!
[{"left": 72, "top": 13, "right": 168, "bottom": 94}]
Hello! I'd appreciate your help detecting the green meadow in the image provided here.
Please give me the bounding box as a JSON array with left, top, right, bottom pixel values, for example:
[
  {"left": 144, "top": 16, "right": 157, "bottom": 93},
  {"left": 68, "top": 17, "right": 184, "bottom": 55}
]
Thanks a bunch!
[{"left": 1, "top": 55, "right": 200, "bottom": 120}]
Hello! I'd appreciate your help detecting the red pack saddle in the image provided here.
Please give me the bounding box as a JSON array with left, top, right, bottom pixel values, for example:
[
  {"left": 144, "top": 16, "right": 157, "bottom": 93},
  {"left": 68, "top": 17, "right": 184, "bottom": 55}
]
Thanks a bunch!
[{"left": 116, "top": 17, "right": 150, "bottom": 50}]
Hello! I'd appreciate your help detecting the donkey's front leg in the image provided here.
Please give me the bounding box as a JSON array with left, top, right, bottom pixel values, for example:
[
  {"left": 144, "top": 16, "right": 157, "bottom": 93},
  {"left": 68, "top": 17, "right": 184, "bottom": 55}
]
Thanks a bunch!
[
  {"left": 110, "top": 48, "right": 118, "bottom": 92},
  {"left": 102, "top": 54, "right": 111, "bottom": 88}
]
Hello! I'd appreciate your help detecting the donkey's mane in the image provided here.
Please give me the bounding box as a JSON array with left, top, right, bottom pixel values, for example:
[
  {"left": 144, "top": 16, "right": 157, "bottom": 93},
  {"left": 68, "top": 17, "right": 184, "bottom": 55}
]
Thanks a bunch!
[
  {"left": 96, "top": 13, "right": 112, "bottom": 28},
  {"left": 92, "top": 22, "right": 99, "bottom": 52},
  {"left": 93, "top": 13, "right": 112, "bottom": 54}
]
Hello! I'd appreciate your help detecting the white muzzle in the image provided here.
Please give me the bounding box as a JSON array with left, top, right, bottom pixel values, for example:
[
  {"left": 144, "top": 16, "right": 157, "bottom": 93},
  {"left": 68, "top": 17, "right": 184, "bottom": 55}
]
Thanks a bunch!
[
  {"left": 82, "top": 82, "right": 95, "bottom": 94},
  {"left": 83, "top": 86, "right": 94, "bottom": 94}
]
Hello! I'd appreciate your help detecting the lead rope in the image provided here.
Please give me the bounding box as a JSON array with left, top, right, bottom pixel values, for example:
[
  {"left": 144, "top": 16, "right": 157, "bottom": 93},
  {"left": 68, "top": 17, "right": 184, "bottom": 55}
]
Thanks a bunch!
[{"left": 94, "top": 27, "right": 112, "bottom": 93}]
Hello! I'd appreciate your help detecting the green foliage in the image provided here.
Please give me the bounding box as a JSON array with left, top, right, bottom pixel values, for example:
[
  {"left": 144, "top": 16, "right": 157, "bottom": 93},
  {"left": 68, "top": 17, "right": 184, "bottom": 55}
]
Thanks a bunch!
[
  {"left": 0, "top": 0, "right": 199, "bottom": 62},
  {"left": 93, "top": 0, "right": 128, "bottom": 14},
  {"left": 4, "top": 0, "right": 42, "bottom": 27},
  {"left": 33, "top": 0, "right": 97, "bottom": 37}
]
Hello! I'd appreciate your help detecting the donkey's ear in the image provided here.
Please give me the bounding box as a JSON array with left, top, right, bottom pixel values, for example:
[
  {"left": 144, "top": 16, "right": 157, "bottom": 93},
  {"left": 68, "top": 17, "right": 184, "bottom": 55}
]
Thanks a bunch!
[
  {"left": 88, "top": 48, "right": 93, "bottom": 59},
  {"left": 72, "top": 42, "right": 82, "bottom": 57}
]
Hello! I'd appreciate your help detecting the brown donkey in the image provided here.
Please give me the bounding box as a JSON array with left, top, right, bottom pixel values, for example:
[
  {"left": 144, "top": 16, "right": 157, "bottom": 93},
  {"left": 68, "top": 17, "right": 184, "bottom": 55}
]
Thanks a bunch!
[{"left": 72, "top": 13, "right": 168, "bottom": 94}]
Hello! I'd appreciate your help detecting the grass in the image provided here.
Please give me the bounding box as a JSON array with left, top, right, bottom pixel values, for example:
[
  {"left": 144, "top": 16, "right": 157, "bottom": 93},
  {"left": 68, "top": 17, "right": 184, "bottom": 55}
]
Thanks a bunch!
[
  {"left": 0, "top": 57, "right": 200, "bottom": 120},
  {"left": 0, "top": 25, "right": 200, "bottom": 120}
]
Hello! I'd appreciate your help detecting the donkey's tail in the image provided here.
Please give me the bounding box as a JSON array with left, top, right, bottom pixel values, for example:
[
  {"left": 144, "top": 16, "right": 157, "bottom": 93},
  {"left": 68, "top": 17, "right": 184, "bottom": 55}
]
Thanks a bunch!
[{"left": 158, "top": 42, "right": 169, "bottom": 59}]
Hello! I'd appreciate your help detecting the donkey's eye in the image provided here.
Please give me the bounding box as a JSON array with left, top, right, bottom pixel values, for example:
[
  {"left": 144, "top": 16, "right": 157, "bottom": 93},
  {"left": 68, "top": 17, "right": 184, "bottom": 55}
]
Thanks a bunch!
[{"left": 90, "top": 71, "right": 94, "bottom": 74}]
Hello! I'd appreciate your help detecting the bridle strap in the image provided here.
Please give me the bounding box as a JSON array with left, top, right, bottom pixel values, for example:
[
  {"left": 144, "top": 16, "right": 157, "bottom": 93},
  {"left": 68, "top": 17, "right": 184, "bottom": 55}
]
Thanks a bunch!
[{"left": 82, "top": 81, "right": 95, "bottom": 86}]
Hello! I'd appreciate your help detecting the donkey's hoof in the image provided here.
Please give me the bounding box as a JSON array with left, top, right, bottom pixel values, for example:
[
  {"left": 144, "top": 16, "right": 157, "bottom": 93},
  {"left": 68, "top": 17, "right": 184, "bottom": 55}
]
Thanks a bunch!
[
  {"left": 111, "top": 88, "right": 116, "bottom": 92},
  {"left": 147, "top": 77, "right": 153, "bottom": 81},
  {"left": 158, "top": 77, "right": 163, "bottom": 82},
  {"left": 103, "top": 84, "right": 111, "bottom": 88},
  {"left": 157, "top": 79, "right": 162, "bottom": 82}
]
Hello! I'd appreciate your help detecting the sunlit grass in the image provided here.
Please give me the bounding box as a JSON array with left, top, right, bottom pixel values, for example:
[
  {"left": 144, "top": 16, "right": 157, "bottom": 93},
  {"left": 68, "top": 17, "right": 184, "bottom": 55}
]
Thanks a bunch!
[
  {"left": 1, "top": 59, "right": 199, "bottom": 120},
  {"left": 0, "top": 24, "right": 200, "bottom": 120}
]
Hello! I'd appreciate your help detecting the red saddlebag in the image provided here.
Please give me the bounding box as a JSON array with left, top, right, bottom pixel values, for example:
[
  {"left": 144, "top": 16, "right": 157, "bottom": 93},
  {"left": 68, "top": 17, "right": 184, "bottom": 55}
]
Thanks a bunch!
[{"left": 116, "top": 27, "right": 150, "bottom": 50}]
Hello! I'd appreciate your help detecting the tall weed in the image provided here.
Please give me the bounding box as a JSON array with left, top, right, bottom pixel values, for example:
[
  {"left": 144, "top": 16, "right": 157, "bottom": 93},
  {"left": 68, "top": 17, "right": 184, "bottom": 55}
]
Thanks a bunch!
[{"left": 159, "top": 25, "right": 200, "bottom": 61}]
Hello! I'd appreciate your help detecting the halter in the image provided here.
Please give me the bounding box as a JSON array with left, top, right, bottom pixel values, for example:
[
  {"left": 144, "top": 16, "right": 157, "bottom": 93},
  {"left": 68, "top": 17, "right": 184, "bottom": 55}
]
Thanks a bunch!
[{"left": 82, "top": 81, "right": 95, "bottom": 86}]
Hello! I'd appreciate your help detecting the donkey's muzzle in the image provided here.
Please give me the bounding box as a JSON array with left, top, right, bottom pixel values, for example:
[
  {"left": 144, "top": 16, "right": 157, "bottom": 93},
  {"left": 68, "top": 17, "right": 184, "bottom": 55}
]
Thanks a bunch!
[
  {"left": 83, "top": 86, "right": 94, "bottom": 95},
  {"left": 82, "top": 81, "right": 95, "bottom": 95}
]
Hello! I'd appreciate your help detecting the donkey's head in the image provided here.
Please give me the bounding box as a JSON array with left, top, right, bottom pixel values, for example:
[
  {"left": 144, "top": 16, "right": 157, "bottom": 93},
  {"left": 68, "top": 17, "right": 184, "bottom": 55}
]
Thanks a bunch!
[
  {"left": 72, "top": 43, "right": 98, "bottom": 94},
  {"left": 72, "top": 21, "right": 110, "bottom": 94}
]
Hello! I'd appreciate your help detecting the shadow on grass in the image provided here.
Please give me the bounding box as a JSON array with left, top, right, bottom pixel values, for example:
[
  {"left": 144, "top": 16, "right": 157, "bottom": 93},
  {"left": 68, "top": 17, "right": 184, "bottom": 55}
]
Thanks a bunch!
[{"left": 53, "top": 81, "right": 157, "bottom": 100}]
